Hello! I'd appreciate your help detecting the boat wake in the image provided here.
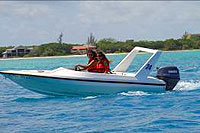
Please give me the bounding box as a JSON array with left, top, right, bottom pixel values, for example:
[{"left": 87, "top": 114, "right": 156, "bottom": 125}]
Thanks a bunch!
[
  {"left": 82, "top": 96, "right": 97, "bottom": 100},
  {"left": 120, "top": 80, "right": 200, "bottom": 96},
  {"left": 174, "top": 80, "right": 200, "bottom": 91},
  {"left": 120, "top": 91, "right": 150, "bottom": 96}
]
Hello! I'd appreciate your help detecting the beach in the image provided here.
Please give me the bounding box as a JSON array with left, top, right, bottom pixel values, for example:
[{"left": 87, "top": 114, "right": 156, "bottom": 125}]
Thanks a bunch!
[
  {"left": 0, "top": 49, "right": 199, "bottom": 61},
  {"left": 0, "top": 52, "right": 127, "bottom": 61}
]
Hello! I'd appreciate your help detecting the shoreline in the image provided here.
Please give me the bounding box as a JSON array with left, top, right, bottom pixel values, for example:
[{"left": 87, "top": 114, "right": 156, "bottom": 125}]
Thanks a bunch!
[
  {"left": 162, "top": 49, "right": 200, "bottom": 53},
  {"left": 0, "top": 49, "right": 199, "bottom": 61}
]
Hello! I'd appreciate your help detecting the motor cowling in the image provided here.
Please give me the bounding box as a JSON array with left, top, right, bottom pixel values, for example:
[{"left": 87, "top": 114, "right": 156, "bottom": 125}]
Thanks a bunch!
[{"left": 157, "top": 66, "right": 180, "bottom": 91}]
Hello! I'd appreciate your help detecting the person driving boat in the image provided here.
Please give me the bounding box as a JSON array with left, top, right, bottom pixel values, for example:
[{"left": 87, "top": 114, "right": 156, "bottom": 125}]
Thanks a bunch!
[{"left": 74, "top": 50, "right": 98, "bottom": 72}]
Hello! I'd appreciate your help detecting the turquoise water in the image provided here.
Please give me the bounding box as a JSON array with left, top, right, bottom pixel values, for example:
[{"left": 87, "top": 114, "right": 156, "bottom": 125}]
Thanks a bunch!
[{"left": 0, "top": 51, "right": 200, "bottom": 132}]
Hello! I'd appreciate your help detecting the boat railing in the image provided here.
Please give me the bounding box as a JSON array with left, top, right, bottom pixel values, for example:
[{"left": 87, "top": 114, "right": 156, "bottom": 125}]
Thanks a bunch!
[{"left": 112, "top": 47, "right": 161, "bottom": 79}]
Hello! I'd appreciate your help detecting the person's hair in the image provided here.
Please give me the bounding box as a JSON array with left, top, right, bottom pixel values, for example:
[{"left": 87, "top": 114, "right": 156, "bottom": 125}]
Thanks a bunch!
[
  {"left": 87, "top": 50, "right": 97, "bottom": 58},
  {"left": 98, "top": 51, "right": 109, "bottom": 62}
]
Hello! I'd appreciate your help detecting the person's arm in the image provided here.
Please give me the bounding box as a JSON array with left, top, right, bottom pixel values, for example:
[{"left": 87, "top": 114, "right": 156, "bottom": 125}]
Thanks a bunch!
[
  {"left": 84, "top": 60, "right": 95, "bottom": 70},
  {"left": 75, "top": 60, "right": 96, "bottom": 71},
  {"left": 76, "top": 62, "right": 94, "bottom": 71},
  {"left": 76, "top": 64, "right": 86, "bottom": 67},
  {"left": 74, "top": 64, "right": 86, "bottom": 71}
]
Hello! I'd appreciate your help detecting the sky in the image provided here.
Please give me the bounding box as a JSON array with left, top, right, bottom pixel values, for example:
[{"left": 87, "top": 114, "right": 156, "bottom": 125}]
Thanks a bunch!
[{"left": 0, "top": 1, "right": 200, "bottom": 46}]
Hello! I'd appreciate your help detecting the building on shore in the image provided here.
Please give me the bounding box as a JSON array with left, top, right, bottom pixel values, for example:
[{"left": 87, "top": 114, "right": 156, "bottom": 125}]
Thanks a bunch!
[
  {"left": 2, "top": 46, "right": 34, "bottom": 58},
  {"left": 71, "top": 45, "right": 96, "bottom": 54},
  {"left": 182, "top": 32, "right": 200, "bottom": 40}
]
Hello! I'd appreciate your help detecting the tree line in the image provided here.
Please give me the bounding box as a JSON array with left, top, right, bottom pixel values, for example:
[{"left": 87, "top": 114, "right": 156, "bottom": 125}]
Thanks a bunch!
[
  {"left": 0, "top": 36, "right": 200, "bottom": 58},
  {"left": 97, "top": 36, "right": 200, "bottom": 53}
]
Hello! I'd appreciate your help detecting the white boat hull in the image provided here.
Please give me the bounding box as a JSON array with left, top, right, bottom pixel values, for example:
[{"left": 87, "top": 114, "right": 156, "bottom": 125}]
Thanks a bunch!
[
  {"left": 0, "top": 47, "right": 180, "bottom": 96},
  {"left": 1, "top": 69, "right": 166, "bottom": 96}
]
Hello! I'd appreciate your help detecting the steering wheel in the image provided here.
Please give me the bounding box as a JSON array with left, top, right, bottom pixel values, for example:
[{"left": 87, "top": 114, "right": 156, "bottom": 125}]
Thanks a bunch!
[{"left": 75, "top": 65, "right": 82, "bottom": 71}]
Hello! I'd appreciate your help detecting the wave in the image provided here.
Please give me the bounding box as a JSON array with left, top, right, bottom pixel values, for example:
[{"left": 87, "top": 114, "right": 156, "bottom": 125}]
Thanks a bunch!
[
  {"left": 182, "top": 67, "right": 199, "bottom": 72},
  {"left": 82, "top": 96, "right": 97, "bottom": 100},
  {"left": 120, "top": 91, "right": 150, "bottom": 96},
  {"left": 120, "top": 80, "right": 200, "bottom": 96},
  {"left": 174, "top": 80, "right": 200, "bottom": 91}
]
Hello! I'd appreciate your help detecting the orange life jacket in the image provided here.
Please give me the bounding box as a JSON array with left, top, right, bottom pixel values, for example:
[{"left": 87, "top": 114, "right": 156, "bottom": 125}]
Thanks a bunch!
[
  {"left": 87, "top": 58, "right": 98, "bottom": 72},
  {"left": 97, "top": 59, "right": 110, "bottom": 73}
]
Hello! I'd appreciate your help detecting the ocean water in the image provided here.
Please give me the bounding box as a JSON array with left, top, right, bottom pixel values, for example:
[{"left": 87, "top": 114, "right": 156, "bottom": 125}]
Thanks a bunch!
[{"left": 0, "top": 51, "right": 200, "bottom": 132}]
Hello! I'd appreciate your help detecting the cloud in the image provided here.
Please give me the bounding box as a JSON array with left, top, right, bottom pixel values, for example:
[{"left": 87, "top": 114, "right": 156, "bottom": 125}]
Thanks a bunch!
[
  {"left": 77, "top": 1, "right": 200, "bottom": 40},
  {"left": 78, "top": 2, "right": 132, "bottom": 24},
  {"left": 0, "top": 2, "right": 61, "bottom": 45},
  {"left": 13, "top": 4, "right": 50, "bottom": 18},
  {"left": 78, "top": 1, "right": 200, "bottom": 25},
  {"left": 0, "top": 2, "right": 51, "bottom": 18},
  {"left": 0, "top": 1, "right": 200, "bottom": 46}
]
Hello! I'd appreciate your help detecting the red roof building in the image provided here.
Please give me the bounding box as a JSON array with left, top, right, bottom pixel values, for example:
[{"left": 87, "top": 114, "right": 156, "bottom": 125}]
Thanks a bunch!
[{"left": 71, "top": 45, "right": 96, "bottom": 54}]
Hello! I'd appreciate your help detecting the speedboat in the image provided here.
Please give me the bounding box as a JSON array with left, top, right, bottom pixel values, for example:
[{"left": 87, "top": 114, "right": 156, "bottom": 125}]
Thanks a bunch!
[{"left": 0, "top": 47, "right": 180, "bottom": 96}]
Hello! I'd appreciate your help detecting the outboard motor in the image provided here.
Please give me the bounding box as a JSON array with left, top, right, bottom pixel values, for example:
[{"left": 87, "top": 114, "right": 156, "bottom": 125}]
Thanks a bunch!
[{"left": 157, "top": 66, "right": 180, "bottom": 91}]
